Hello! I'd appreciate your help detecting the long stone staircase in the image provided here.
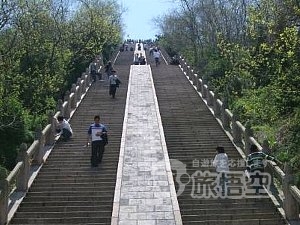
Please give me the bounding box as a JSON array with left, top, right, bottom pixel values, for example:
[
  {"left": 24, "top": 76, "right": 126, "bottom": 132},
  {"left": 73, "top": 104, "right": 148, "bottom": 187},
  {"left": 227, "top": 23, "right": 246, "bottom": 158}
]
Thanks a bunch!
[
  {"left": 9, "top": 50, "right": 133, "bottom": 225},
  {"left": 149, "top": 56, "right": 287, "bottom": 224},
  {"left": 8, "top": 47, "right": 288, "bottom": 225}
]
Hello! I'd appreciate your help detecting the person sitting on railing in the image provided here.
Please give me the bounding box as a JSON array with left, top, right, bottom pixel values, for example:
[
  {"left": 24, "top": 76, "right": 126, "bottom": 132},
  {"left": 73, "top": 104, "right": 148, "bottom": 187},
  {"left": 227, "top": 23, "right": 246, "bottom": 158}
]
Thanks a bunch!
[
  {"left": 246, "top": 144, "right": 279, "bottom": 194},
  {"left": 55, "top": 116, "right": 73, "bottom": 141}
]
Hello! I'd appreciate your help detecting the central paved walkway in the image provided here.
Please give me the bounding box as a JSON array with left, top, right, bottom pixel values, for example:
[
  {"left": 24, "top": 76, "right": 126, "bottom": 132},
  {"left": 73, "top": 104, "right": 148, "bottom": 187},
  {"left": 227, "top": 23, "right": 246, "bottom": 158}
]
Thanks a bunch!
[{"left": 111, "top": 64, "right": 182, "bottom": 225}]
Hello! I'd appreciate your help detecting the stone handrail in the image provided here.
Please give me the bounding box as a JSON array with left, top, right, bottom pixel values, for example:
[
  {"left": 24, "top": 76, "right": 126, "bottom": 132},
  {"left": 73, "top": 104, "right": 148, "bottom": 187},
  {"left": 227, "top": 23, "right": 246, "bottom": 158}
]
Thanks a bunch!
[
  {"left": 0, "top": 64, "right": 98, "bottom": 225},
  {"left": 178, "top": 55, "right": 299, "bottom": 222}
]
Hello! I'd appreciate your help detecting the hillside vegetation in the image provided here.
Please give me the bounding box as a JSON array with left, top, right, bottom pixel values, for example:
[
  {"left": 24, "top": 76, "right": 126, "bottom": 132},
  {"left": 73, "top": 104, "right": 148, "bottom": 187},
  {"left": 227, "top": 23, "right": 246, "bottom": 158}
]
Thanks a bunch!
[
  {"left": 156, "top": 0, "right": 300, "bottom": 184},
  {"left": 0, "top": 0, "right": 123, "bottom": 175}
]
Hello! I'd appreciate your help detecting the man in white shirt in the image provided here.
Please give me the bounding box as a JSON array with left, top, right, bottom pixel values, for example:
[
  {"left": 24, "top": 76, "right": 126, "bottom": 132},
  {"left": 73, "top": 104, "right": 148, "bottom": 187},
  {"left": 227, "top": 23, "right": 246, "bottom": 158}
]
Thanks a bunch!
[
  {"left": 55, "top": 116, "right": 73, "bottom": 141},
  {"left": 87, "top": 115, "right": 108, "bottom": 167}
]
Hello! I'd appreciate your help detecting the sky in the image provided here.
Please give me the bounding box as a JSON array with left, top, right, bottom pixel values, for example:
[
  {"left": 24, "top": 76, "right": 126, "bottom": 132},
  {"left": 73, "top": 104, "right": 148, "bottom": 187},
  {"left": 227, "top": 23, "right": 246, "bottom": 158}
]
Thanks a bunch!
[{"left": 118, "top": 0, "right": 178, "bottom": 40}]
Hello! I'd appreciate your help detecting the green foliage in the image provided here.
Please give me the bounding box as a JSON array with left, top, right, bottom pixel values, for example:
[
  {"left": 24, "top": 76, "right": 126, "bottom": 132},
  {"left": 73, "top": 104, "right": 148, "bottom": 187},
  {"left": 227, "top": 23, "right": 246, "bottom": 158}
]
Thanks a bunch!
[
  {"left": 0, "top": 0, "right": 123, "bottom": 172},
  {"left": 0, "top": 95, "right": 27, "bottom": 170},
  {"left": 201, "top": 50, "right": 228, "bottom": 80},
  {"left": 210, "top": 39, "right": 256, "bottom": 101},
  {"left": 231, "top": 86, "right": 280, "bottom": 125},
  {"left": 0, "top": 166, "right": 8, "bottom": 180},
  {"left": 158, "top": 0, "right": 300, "bottom": 185},
  {"left": 274, "top": 109, "right": 300, "bottom": 185},
  {"left": 270, "top": 27, "right": 300, "bottom": 115}
]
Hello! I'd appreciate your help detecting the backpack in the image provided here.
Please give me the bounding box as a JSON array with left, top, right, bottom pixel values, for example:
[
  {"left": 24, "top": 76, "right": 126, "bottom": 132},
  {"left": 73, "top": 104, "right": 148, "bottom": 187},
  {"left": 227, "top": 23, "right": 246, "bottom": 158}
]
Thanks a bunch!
[
  {"left": 101, "top": 133, "right": 108, "bottom": 146},
  {"left": 115, "top": 78, "right": 121, "bottom": 87}
]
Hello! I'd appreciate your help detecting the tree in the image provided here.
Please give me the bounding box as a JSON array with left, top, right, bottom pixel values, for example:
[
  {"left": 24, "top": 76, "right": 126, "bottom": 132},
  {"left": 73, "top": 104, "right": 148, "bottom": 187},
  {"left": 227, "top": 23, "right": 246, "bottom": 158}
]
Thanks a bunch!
[{"left": 0, "top": 0, "right": 124, "bottom": 171}]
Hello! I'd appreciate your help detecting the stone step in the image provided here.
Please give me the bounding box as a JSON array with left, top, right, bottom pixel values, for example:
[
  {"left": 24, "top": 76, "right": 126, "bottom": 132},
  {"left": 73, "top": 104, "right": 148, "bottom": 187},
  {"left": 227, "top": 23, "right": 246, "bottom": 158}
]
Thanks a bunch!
[
  {"left": 31, "top": 172, "right": 117, "bottom": 178},
  {"left": 182, "top": 212, "right": 282, "bottom": 220},
  {"left": 17, "top": 205, "right": 111, "bottom": 212},
  {"left": 177, "top": 197, "right": 273, "bottom": 205},
  {"left": 10, "top": 223, "right": 107, "bottom": 225},
  {"left": 9, "top": 62, "right": 130, "bottom": 225},
  {"left": 29, "top": 185, "right": 115, "bottom": 192},
  {"left": 37, "top": 166, "right": 118, "bottom": 172},
  {"left": 12, "top": 210, "right": 112, "bottom": 218},
  {"left": 26, "top": 190, "right": 115, "bottom": 197},
  {"left": 10, "top": 217, "right": 111, "bottom": 224},
  {"left": 17, "top": 200, "right": 113, "bottom": 207},
  {"left": 183, "top": 218, "right": 286, "bottom": 225},
  {"left": 23, "top": 195, "right": 113, "bottom": 202},
  {"left": 9, "top": 50, "right": 286, "bottom": 225},
  {"left": 42, "top": 161, "right": 118, "bottom": 166},
  {"left": 30, "top": 177, "right": 116, "bottom": 183},
  {"left": 179, "top": 202, "right": 276, "bottom": 209},
  {"left": 150, "top": 58, "right": 286, "bottom": 225}
]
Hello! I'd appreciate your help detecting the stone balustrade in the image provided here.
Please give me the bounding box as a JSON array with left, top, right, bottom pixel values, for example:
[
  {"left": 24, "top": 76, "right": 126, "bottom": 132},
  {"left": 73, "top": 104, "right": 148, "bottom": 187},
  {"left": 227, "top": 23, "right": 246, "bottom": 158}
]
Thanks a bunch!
[
  {"left": 178, "top": 55, "right": 300, "bottom": 223},
  {"left": 0, "top": 50, "right": 299, "bottom": 224},
  {"left": 0, "top": 63, "right": 98, "bottom": 225}
]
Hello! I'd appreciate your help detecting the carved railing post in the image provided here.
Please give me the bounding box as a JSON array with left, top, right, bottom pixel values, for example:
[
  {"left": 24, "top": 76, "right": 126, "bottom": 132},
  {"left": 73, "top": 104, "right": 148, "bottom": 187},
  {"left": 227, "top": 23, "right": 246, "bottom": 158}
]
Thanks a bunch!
[
  {"left": 188, "top": 68, "right": 192, "bottom": 81},
  {"left": 213, "top": 94, "right": 221, "bottom": 118},
  {"left": 182, "top": 60, "right": 187, "bottom": 72},
  {"left": 262, "top": 140, "right": 276, "bottom": 192},
  {"left": 71, "top": 84, "right": 77, "bottom": 109},
  {"left": 33, "top": 124, "right": 44, "bottom": 165},
  {"left": 283, "top": 163, "right": 299, "bottom": 220},
  {"left": 192, "top": 70, "right": 197, "bottom": 85},
  {"left": 77, "top": 78, "right": 83, "bottom": 100},
  {"left": 16, "top": 143, "right": 29, "bottom": 191},
  {"left": 221, "top": 99, "right": 230, "bottom": 130},
  {"left": 82, "top": 72, "right": 89, "bottom": 89},
  {"left": 187, "top": 66, "right": 192, "bottom": 81},
  {"left": 201, "top": 82, "right": 206, "bottom": 98},
  {"left": 207, "top": 89, "right": 213, "bottom": 107},
  {"left": 232, "top": 114, "right": 242, "bottom": 147},
  {"left": 64, "top": 91, "right": 71, "bottom": 119},
  {"left": 48, "top": 111, "right": 55, "bottom": 145},
  {"left": 181, "top": 61, "right": 186, "bottom": 75},
  {"left": 244, "top": 123, "right": 253, "bottom": 154},
  {"left": 195, "top": 74, "right": 201, "bottom": 91}
]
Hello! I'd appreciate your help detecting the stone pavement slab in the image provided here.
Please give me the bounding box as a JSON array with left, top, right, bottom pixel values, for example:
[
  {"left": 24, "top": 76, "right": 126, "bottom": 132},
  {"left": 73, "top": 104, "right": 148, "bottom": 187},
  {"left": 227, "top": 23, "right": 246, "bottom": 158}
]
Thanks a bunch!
[{"left": 111, "top": 64, "right": 182, "bottom": 225}]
